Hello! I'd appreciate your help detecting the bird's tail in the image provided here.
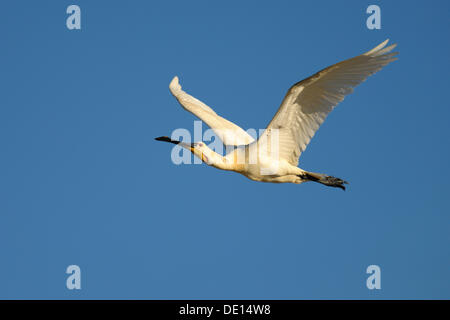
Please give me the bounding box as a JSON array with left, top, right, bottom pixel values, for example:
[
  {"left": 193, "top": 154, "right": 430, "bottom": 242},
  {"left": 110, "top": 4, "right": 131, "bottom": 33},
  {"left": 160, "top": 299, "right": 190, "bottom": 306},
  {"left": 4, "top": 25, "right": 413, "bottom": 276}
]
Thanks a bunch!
[{"left": 301, "top": 171, "right": 349, "bottom": 191}]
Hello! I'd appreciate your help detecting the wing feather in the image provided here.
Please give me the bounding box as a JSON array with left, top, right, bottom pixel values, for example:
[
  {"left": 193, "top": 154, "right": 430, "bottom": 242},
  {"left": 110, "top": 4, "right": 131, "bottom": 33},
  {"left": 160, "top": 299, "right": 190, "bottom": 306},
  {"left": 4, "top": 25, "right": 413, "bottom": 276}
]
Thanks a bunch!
[
  {"left": 169, "top": 77, "right": 255, "bottom": 146},
  {"left": 257, "top": 39, "right": 398, "bottom": 166}
]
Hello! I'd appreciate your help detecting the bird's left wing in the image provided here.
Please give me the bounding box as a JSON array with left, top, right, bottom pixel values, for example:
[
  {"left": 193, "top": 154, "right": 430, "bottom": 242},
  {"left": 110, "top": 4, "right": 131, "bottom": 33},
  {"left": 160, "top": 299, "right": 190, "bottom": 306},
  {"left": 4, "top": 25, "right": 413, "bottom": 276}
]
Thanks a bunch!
[
  {"left": 257, "top": 39, "right": 398, "bottom": 166},
  {"left": 169, "top": 76, "right": 255, "bottom": 146}
]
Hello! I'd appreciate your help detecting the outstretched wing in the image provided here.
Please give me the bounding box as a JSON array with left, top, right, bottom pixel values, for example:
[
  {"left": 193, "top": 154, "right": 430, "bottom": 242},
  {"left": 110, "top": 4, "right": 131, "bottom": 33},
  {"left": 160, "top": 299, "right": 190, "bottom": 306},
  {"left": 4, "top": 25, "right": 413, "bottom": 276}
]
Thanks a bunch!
[
  {"left": 257, "top": 39, "right": 398, "bottom": 166},
  {"left": 169, "top": 76, "right": 255, "bottom": 146}
]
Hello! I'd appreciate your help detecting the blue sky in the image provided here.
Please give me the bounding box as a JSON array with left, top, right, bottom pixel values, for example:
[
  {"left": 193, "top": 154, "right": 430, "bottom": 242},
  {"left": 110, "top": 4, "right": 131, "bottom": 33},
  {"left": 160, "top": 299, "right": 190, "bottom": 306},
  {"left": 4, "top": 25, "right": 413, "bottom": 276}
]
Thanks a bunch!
[{"left": 0, "top": 1, "right": 449, "bottom": 299}]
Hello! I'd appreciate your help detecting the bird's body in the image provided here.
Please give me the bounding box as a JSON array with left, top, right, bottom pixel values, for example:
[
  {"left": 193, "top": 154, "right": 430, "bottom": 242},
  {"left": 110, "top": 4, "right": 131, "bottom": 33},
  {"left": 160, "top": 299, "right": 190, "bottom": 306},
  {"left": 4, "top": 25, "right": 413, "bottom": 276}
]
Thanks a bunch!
[
  {"left": 203, "top": 145, "right": 306, "bottom": 183},
  {"left": 156, "top": 40, "right": 398, "bottom": 190}
]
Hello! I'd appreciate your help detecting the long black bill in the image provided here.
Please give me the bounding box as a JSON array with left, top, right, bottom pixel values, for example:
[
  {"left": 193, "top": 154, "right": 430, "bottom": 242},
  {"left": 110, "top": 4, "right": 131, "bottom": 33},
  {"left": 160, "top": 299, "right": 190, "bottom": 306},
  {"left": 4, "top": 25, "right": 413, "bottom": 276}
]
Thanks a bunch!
[
  {"left": 155, "top": 136, "right": 198, "bottom": 150},
  {"left": 154, "top": 136, "right": 180, "bottom": 145}
]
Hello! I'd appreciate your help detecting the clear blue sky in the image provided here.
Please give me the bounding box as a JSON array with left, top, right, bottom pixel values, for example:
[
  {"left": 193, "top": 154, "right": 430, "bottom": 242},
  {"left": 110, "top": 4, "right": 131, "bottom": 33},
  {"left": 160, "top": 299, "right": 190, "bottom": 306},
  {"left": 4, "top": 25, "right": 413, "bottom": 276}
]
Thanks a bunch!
[{"left": 1, "top": 0, "right": 449, "bottom": 299}]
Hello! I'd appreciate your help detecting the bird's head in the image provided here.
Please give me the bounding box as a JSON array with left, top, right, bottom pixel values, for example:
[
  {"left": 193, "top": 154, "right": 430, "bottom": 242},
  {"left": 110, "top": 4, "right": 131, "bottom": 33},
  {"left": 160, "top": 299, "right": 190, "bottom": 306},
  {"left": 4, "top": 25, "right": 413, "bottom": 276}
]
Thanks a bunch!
[
  {"left": 155, "top": 136, "right": 213, "bottom": 164},
  {"left": 189, "top": 141, "right": 213, "bottom": 163}
]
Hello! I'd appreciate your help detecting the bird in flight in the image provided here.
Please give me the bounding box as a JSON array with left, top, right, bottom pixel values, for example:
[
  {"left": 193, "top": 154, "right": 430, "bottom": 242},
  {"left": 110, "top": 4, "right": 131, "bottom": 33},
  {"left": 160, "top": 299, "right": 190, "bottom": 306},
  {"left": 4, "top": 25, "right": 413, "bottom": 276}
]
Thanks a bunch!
[{"left": 156, "top": 40, "right": 397, "bottom": 190}]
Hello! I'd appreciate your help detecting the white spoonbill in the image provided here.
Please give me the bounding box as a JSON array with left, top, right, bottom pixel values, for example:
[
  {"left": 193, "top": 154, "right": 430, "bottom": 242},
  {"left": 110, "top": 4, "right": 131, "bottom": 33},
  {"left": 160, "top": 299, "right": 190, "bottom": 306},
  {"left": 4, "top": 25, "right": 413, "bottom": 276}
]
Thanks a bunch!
[{"left": 156, "top": 40, "right": 398, "bottom": 190}]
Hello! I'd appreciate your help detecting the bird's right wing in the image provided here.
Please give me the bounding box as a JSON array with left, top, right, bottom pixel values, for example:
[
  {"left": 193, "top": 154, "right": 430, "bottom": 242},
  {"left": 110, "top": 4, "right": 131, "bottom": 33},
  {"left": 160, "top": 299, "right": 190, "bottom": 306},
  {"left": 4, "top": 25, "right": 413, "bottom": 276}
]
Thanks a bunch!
[
  {"left": 169, "top": 76, "right": 255, "bottom": 146},
  {"left": 256, "top": 39, "right": 398, "bottom": 166}
]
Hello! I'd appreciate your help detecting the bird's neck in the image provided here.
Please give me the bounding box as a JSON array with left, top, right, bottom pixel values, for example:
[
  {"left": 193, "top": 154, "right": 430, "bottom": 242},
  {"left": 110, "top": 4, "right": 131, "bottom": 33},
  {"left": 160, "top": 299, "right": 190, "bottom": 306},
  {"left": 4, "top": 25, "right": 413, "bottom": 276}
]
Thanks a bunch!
[
  {"left": 201, "top": 149, "right": 244, "bottom": 172},
  {"left": 212, "top": 150, "right": 246, "bottom": 172}
]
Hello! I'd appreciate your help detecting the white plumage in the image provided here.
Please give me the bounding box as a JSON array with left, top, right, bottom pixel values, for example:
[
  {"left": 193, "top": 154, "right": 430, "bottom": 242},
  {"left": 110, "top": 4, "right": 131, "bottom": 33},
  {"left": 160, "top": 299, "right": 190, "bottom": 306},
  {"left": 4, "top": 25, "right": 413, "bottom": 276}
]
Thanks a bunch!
[{"left": 157, "top": 40, "right": 398, "bottom": 190}]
